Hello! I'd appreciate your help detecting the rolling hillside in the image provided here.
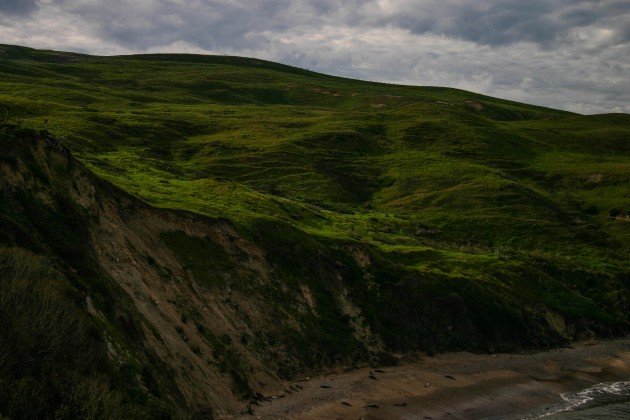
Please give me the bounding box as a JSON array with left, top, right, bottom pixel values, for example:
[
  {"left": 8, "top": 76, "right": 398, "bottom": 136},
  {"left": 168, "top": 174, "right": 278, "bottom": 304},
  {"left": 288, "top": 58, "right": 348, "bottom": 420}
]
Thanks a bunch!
[{"left": 0, "top": 44, "right": 628, "bottom": 417}]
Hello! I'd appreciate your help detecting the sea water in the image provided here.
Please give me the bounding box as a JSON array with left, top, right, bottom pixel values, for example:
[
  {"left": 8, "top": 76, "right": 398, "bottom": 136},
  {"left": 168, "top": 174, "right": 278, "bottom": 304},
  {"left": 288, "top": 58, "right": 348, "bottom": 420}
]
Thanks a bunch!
[{"left": 524, "top": 381, "right": 630, "bottom": 419}]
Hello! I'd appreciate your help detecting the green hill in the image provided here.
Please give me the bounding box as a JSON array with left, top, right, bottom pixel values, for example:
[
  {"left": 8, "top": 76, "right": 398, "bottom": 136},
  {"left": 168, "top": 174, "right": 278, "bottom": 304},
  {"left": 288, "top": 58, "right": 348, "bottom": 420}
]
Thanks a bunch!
[{"left": 0, "top": 44, "right": 628, "bottom": 417}]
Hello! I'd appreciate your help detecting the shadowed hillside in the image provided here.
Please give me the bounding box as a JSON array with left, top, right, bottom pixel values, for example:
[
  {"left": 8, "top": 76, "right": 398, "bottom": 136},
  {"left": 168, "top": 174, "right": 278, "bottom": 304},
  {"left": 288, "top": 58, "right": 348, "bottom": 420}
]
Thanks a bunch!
[{"left": 0, "top": 44, "right": 628, "bottom": 417}]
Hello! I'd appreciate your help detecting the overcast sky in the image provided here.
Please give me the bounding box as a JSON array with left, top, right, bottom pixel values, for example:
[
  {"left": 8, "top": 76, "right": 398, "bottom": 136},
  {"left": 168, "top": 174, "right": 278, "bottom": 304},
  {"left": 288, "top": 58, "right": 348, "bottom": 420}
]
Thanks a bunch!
[{"left": 1, "top": 0, "right": 628, "bottom": 114}]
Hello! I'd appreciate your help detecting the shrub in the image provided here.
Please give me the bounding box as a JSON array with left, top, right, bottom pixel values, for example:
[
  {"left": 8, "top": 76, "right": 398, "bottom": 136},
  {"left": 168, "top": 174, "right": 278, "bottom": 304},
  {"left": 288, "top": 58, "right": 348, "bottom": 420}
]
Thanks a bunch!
[{"left": 0, "top": 247, "right": 122, "bottom": 419}]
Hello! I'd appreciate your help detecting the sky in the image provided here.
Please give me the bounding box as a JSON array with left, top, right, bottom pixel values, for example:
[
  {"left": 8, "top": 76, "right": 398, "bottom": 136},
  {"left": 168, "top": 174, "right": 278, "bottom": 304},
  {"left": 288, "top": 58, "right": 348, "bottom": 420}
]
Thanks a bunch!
[{"left": 1, "top": 0, "right": 628, "bottom": 114}]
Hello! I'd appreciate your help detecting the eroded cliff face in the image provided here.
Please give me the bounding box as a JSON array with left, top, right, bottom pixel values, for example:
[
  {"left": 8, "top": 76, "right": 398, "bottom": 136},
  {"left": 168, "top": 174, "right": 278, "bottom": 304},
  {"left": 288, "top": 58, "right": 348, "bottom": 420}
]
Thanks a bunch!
[
  {"left": 82, "top": 188, "right": 384, "bottom": 415},
  {"left": 1, "top": 128, "right": 627, "bottom": 417},
  {"left": 0, "top": 128, "right": 383, "bottom": 416}
]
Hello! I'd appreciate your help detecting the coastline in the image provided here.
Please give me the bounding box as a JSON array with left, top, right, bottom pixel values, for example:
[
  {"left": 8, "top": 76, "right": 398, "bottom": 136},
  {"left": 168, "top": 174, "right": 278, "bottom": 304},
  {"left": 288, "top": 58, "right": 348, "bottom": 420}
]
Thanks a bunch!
[{"left": 232, "top": 337, "right": 630, "bottom": 419}]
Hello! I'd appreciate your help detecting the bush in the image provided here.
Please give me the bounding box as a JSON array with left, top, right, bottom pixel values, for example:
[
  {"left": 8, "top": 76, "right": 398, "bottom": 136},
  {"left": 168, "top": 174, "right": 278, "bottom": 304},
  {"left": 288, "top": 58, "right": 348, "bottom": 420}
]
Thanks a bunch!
[
  {"left": 0, "top": 247, "right": 122, "bottom": 419},
  {"left": 584, "top": 205, "right": 599, "bottom": 215}
]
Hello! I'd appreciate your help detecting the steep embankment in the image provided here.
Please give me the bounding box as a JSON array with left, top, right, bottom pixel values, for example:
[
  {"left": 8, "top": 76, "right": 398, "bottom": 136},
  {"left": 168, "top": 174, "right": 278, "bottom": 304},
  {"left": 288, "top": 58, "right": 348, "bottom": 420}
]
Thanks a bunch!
[{"left": 0, "top": 126, "right": 628, "bottom": 417}]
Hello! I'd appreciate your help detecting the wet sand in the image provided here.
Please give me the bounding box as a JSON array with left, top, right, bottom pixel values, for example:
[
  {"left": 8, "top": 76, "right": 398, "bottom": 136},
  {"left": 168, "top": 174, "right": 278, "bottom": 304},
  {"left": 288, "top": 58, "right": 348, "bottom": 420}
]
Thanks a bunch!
[{"left": 230, "top": 337, "right": 630, "bottom": 419}]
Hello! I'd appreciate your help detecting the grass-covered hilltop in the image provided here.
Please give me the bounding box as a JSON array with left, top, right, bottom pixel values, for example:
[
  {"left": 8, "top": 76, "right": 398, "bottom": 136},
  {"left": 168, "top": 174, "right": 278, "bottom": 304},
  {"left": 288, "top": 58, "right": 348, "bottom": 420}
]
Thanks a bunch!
[{"left": 0, "top": 44, "right": 628, "bottom": 417}]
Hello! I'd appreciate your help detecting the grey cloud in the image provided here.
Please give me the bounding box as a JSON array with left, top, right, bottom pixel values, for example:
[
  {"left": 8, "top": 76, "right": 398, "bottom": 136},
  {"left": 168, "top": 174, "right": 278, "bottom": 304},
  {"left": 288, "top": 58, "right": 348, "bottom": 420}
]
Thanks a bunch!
[
  {"left": 0, "top": 0, "right": 39, "bottom": 15},
  {"left": 63, "top": 0, "right": 309, "bottom": 51},
  {"left": 363, "top": 0, "right": 630, "bottom": 47},
  {"left": 38, "top": 1, "right": 630, "bottom": 53}
]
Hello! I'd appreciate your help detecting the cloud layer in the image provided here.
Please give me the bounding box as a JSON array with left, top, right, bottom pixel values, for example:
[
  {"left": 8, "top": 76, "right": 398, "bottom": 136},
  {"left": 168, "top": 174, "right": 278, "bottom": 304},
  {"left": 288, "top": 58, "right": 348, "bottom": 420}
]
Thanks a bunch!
[{"left": 1, "top": 0, "right": 628, "bottom": 113}]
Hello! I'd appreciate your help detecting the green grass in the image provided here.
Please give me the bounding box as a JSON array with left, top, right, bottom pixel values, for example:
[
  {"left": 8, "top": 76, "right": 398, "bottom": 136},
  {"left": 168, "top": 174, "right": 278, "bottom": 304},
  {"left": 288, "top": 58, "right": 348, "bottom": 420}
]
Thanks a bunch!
[{"left": 0, "top": 43, "right": 628, "bottom": 338}]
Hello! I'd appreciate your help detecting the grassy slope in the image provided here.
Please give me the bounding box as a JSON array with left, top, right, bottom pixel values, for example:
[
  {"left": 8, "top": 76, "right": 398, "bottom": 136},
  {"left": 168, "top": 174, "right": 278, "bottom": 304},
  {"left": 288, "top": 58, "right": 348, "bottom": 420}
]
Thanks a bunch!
[{"left": 0, "top": 43, "right": 629, "bottom": 331}]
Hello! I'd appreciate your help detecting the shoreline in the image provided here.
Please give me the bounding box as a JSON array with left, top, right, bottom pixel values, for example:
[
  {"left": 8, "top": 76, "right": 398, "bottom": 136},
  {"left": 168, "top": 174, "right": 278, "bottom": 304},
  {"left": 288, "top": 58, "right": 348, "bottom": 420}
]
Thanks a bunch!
[{"left": 231, "top": 337, "right": 630, "bottom": 419}]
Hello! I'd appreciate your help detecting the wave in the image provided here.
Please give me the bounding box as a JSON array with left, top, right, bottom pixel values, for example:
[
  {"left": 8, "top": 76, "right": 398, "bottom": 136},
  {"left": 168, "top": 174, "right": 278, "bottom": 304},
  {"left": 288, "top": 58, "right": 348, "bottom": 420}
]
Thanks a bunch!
[{"left": 535, "top": 381, "right": 630, "bottom": 418}]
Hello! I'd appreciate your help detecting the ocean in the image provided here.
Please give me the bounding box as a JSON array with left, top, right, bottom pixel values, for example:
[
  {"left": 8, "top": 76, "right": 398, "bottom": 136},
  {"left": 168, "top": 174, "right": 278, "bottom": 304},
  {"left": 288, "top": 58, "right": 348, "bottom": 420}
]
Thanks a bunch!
[{"left": 525, "top": 381, "right": 630, "bottom": 419}]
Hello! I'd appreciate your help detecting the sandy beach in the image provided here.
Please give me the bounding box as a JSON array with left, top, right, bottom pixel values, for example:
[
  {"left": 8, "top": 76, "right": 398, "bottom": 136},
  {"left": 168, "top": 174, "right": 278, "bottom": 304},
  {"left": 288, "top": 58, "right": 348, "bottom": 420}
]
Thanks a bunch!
[{"left": 230, "top": 337, "right": 630, "bottom": 419}]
